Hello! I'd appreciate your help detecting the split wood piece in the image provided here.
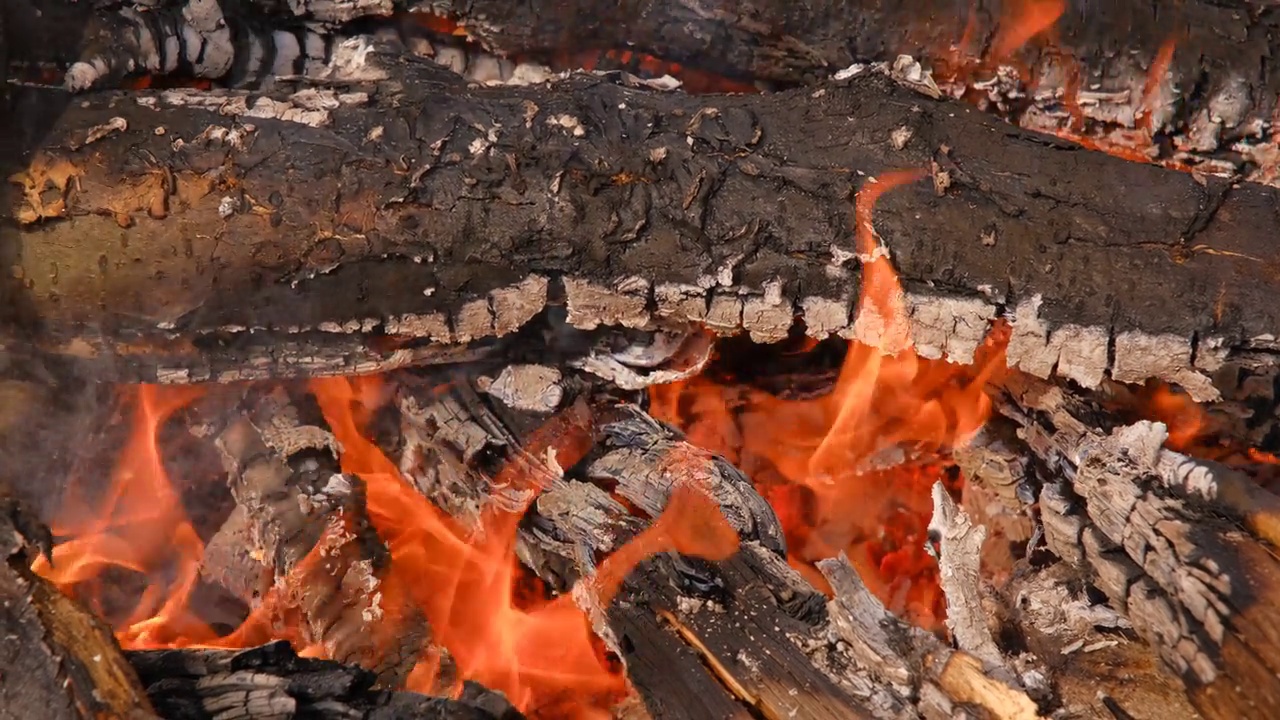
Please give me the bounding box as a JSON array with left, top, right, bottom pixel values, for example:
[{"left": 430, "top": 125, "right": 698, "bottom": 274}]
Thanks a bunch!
[
  {"left": 952, "top": 418, "right": 1037, "bottom": 579},
  {"left": 390, "top": 373, "right": 866, "bottom": 718},
  {"left": 0, "top": 491, "right": 156, "bottom": 720},
  {"left": 387, "top": 373, "right": 780, "bottom": 717},
  {"left": 997, "top": 373, "right": 1280, "bottom": 720},
  {"left": 536, "top": 401, "right": 1033, "bottom": 719},
  {"left": 126, "top": 640, "right": 513, "bottom": 720},
  {"left": 205, "top": 387, "right": 425, "bottom": 687},
  {"left": 6, "top": 64, "right": 1280, "bottom": 399},
  {"left": 817, "top": 554, "right": 1041, "bottom": 720}
]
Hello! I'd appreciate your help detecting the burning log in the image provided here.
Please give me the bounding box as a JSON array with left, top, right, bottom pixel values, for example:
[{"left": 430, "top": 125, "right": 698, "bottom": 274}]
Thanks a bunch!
[
  {"left": 5, "top": 56, "right": 1279, "bottom": 404},
  {"left": 40, "top": 0, "right": 1280, "bottom": 179},
  {"left": 0, "top": 489, "right": 155, "bottom": 719},
  {"left": 204, "top": 386, "right": 427, "bottom": 686},
  {"left": 993, "top": 372, "right": 1280, "bottom": 719}
]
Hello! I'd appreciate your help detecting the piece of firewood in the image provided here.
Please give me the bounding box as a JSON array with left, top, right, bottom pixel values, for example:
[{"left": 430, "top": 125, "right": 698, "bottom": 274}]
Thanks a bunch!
[
  {"left": 0, "top": 490, "right": 156, "bottom": 720},
  {"left": 2, "top": 54, "right": 1276, "bottom": 402},
  {"left": 76, "top": 0, "right": 1274, "bottom": 178},
  {"left": 204, "top": 386, "right": 427, "bottom": 687},
  {"left": 997, "top": 372, "right": 1280, "bottom": 719},
  {"left": 127, "top": 640, "right": 512, "bottom": 720}
]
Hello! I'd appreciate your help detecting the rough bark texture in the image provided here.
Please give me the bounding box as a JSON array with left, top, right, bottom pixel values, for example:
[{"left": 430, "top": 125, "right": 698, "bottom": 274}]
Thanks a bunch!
[
  {"left": 387, "top": 366, "right": 1202, "bottom": 719},
  {"left": 429, "top": 0, "right": 1280, "bottom": 171},
  {"left": 3, "top": 59, "right": 1278, "bottom": 401},
  {"left": 995, "top": 372, "right": 1280, "bottom": 720},
  {"left": 76, "top": 0, "right": 1276, "bottom": 175}
]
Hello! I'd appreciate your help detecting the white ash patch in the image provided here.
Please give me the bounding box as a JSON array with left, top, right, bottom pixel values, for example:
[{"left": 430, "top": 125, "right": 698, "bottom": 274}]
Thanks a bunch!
[
  {"left": 546, "top": 114, "right": 586, "bottom": 137},
  {"left": 742, "top": 279, "right": 794, "bottom": 343},
  {"left": 563, "top": 277, "right": 650, "bottom": 330},
  {"left": 1006, "top": 295, "right": 1110, "bottom": 388},
  {"left": 193, "top": 123, "right": 256, "bottom": 150},
  {"left": 906, "top": 293, "right": 996, "bottom": 364},
  {"left": 800, "top": 295, "right": 851, "bottom": 339},
  {"left": 1113, "top": 331, "right": 1219, "bottom": 402},
  {"left": 479, "top": 365, "right": 564, "bottom": 413},
  {"left": 68, "top": 117, "right": 128, "bottom": 150}
]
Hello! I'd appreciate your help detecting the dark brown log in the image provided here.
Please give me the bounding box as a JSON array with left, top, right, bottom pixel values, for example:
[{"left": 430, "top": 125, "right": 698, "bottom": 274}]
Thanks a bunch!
[
  {"left": 4, "top": 59, "right": 1279, "bottom": 404},
  {"left": 994, "top": 372, "right": 1280, "bottom": 720},
  {"left": 175, "top": 0, "right": 1280, "bottom": 175},
  {"left": 0, "top": 492, "right": 157, "bottom": 720}
]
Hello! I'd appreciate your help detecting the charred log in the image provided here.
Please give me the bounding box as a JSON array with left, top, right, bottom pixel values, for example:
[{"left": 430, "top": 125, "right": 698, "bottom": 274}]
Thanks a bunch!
[
  {"left": 127, "top": 641, "right": 514, "bottom": 720},
  {"left": 995, "top": 372, "right": 1280, "bottom": 719},
  {"left": 42, "top": 0, "right": 1280, "bottom": 176},
  {"left": 204, "top": 386, "right": 427, "bottom": 686},
  {"left": 3, "top": 61, "right": 1278, "bottom": 404}
]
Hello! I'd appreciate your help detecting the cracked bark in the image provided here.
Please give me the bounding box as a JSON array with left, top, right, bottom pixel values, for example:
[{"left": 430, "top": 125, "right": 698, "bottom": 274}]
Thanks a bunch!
[
  {"left": 995, "top": 372, "right": 1280, "bottom": 720},
  {"left": 101, "top": 0, "right": 1280, "bottom": 175},
  {"left": 3, "top": 61, "right": 1279, "bottom": 401}
]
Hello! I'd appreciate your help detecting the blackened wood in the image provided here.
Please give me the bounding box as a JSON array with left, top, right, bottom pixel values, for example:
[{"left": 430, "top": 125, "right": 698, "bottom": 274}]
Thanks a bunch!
[
  {"left": 0, "top": 493, "right": 156, "bottom": 720},
  {"left": 210, "top": 0, "right": 1280, "bottom": 166},
  {"left": 3, "top": 63, "right": 1277, "bottom": 398},
  {"left": 127, "top": 641, "right": 508, "bottom": 720}
]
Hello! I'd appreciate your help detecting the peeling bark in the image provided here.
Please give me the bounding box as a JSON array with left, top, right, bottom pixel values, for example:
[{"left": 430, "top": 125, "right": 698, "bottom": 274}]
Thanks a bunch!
[{"left": 4, "top": 62, "right": 1278, "bottom": 400}]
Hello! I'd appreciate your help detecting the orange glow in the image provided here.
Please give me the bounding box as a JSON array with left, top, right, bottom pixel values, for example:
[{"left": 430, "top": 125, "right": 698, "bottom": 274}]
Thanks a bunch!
[
  {"left": 1139, "top": 35, "right": 1178, "bottom": 133},
  {"left": 31, "top": 384, "right": 216, "bottom": 648},
  {"left": 651, "top": 172, "right": 1009, "bottom": 626},
  {"left": 1136, "top": 382, "right": 1205, "bottom": 452},
  {"left": 36, "top": 375, "right": 738, "bottom": 718},
  {"left": 990, "top": 0, "right": 1067, "bottom": 63}
]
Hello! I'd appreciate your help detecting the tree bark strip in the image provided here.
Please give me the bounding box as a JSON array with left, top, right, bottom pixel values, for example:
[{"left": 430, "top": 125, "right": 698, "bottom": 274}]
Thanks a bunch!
[{"left": 3, "top": 62, "right": 1278, "bottom": 397}]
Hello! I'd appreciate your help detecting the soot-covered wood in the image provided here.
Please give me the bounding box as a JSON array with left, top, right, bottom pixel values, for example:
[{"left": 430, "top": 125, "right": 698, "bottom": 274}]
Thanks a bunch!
[
  {"left": 168, "top": 0, "right": 1280, "bottom": 173},
  {"left": 3, "top": 57, "right": 1278, "bottom": 397},
  {"left": 127, "top": 641, "right": 512, "bottom": 720}
]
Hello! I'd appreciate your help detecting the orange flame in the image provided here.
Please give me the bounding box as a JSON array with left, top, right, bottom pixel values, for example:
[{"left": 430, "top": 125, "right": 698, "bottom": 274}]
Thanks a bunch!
[
  {"left": 652, "top": 172, "right": 1008, "bottom": 625},
  {"left": 37, "top": 375, "right": 738, "bottom": 718},
  {"left": 990, "top": 0, "right": 1067, "bottom": 63},
  {"left": 32, "top": 384, "right": 216, "bottom": 647}
]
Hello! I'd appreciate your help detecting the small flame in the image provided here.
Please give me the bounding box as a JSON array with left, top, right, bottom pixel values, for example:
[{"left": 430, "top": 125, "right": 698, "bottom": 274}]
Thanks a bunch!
[{"left": 651, "top": 171, "right": 1008, "bottom": 625}]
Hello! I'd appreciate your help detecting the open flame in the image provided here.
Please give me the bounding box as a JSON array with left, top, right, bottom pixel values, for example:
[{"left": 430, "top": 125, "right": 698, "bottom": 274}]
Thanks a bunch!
[
  {"left": 33, "top": 375, "right": 738, "bottom": 718},
  {"left": 933, "top": 0, "right": 1186, "bottom": 170},
  {"left": 651, "top": 171, "right": 1008, "bottom": 626}
]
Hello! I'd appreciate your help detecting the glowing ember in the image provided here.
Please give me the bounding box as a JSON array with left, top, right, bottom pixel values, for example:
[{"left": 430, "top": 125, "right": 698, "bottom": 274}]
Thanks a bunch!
[
  {"left": 33, "top": 375, "right": 738, "bottom": 718},
  {"left": 651, "top": 171, "right": 1008, "bottom": 627}
]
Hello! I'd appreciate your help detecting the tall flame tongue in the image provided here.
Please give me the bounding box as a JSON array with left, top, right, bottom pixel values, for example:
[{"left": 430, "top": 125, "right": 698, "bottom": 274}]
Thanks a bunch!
[
  {"left": 652, "top": 171, "right": 1008, "bottom": 626},
  {"left": 32, "top": 384, "right": 216, "bottom": 647},
  {"left": 36, "top": 374, "right": 738, "bottom": 718}
]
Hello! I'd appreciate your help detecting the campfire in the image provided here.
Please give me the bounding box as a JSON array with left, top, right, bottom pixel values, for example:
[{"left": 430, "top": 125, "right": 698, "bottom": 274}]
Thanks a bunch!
[{"left": 4, "top": 2, "right": 1280, "bottom": 719}]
